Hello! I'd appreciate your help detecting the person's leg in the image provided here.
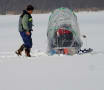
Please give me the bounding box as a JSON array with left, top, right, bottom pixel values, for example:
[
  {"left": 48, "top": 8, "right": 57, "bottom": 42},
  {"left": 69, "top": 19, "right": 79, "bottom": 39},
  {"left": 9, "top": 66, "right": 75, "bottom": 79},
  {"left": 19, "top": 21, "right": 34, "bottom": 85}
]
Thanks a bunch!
[
  {"left": 15, "top": 32, "right": 26, "bottom": 56},
  {"left": 15, "top": 44, "right": 25, "bottom": 56},
  {"left": 26, "top": 34, "right": 32, "bottom": 57},
  {"left": 25, "top": 48, "right": 31, "bottom": 57},
  {"left": 21, "top": 32, "right": 32, "bottom": 57},
  {"left": 16, "top": 32, "right": 32, "bottom": 57}
]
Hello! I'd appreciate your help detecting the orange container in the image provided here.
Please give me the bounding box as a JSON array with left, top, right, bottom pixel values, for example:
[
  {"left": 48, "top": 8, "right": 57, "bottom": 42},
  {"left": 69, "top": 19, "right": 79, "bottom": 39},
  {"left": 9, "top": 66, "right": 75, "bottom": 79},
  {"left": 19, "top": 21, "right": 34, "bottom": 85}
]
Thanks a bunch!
[{"left": 64, "top": 48, "right": 69, "bottom": 55}]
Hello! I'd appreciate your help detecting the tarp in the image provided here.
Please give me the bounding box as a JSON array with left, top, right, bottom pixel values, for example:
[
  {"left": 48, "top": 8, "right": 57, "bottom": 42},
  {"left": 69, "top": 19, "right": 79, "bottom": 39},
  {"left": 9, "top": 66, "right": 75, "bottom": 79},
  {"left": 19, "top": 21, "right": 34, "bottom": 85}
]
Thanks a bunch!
[{"left": 47, "top": 8, "right": 83, "bottom": 53}]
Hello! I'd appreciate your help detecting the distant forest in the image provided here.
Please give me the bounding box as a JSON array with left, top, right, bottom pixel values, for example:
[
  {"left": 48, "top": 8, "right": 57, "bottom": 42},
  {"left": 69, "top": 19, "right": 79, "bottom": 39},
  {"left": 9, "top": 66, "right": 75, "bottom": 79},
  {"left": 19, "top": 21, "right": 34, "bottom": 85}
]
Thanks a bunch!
[{"left": 0, "top": 0, "right": 104, "bottom": 14}]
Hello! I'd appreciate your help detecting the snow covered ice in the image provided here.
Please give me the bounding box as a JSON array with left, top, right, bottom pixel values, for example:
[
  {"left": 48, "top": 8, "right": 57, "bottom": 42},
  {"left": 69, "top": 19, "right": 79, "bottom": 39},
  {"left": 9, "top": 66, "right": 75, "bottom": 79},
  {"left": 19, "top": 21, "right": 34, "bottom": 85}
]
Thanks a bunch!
[{"left": 0, "top": 11, "right": 104, "bottom": 90}]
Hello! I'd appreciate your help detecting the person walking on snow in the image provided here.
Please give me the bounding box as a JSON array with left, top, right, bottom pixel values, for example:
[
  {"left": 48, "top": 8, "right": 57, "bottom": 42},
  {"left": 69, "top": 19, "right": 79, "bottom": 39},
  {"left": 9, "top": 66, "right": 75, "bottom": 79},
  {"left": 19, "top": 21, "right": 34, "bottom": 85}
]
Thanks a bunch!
[{"left": 16, "top": 5, "right": 34, "bottom": 57}]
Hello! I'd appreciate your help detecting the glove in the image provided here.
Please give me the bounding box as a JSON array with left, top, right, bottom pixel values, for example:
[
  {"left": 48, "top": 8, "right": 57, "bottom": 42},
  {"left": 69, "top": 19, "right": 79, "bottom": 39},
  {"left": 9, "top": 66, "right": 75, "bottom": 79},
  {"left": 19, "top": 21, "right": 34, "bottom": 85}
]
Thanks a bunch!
[{"left": 26, "top": 32, "right": 30, "bottom": 36}]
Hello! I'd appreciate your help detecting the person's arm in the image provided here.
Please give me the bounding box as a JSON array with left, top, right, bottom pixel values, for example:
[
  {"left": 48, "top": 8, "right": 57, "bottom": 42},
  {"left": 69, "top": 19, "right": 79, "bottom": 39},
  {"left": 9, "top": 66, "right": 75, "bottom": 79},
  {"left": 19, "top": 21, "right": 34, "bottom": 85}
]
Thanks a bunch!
[{"left": 22, "top": 14, "right": 30, "bottom": 32}]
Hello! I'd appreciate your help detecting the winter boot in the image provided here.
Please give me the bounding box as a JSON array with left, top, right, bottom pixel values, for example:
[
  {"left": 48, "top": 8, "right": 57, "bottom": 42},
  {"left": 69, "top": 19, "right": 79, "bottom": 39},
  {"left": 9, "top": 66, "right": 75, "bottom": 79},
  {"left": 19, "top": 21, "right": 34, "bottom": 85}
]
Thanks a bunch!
[
  {"left": 15, "top": 44, "right": 25, "bottom": 56},
  {"left": 25, "top": 48, "right": 31, "bottom": 57}
]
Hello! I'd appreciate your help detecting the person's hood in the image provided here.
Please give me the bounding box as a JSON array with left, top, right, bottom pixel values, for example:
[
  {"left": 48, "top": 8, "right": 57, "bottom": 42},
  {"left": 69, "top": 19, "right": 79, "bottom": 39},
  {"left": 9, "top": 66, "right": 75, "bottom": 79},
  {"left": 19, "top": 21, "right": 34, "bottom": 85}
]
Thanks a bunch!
[{"left": 21, "top": 10, "right": 30, "bottom": 18}]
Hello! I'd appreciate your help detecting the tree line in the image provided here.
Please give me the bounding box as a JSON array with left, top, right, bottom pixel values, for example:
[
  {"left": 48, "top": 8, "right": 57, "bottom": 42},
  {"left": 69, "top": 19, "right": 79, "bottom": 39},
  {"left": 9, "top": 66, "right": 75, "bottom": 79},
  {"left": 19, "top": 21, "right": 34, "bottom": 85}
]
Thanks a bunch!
[{"left": 0, "top": 0, "right": 104, "bottom": 14}]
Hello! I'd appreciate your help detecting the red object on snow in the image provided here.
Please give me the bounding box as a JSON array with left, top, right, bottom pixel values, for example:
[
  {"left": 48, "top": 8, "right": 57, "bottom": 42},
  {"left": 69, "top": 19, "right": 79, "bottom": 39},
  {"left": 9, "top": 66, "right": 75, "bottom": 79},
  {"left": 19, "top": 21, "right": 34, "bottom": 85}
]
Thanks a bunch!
[{"left": 64, "top": 48, "right": 69, "bottom": 55}]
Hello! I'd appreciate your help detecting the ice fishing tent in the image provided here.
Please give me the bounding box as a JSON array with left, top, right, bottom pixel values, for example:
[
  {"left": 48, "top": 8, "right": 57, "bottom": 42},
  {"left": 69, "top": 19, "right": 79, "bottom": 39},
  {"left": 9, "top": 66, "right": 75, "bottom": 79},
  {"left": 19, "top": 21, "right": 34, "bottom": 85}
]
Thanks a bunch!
[{"left": 47, "top": 8, "right": 83, "bottom": 55}]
